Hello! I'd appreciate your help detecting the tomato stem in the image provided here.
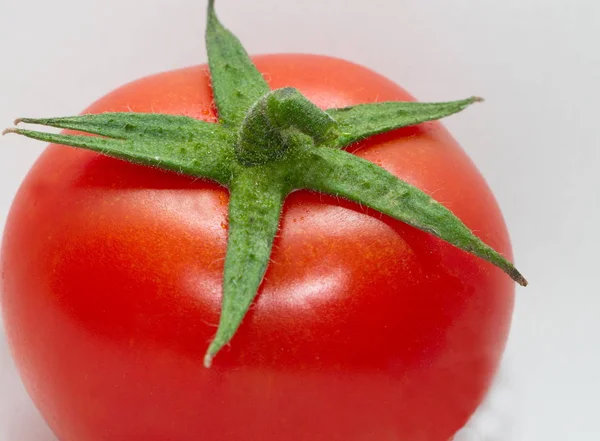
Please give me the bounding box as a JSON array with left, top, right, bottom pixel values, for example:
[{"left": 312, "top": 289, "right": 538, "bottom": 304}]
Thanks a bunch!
[{"left": 235, "top": 87, "right": 339, "bottom": 165}]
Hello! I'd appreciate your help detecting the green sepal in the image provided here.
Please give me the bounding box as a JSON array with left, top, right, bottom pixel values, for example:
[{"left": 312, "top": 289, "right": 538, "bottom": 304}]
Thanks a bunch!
[
  {"left": 8, "top": 113, "right": 235, "bottom": 185},
  {"left": 327, "top": 97, "right": 482, "bottom": 148},
  {"left": 204, "top": 166, "right": 288, "bottom": 367},
  {"left": 206, "top": 0, "right": 270, "bottom": 128},
  {"left": 291, "top": 147, "right": 528, "bottom": 286}
]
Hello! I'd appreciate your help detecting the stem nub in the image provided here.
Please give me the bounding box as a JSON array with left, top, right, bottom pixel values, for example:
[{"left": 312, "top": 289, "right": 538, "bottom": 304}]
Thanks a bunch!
[{"left": 235, "top": 88, "right": 339, "bottom": 166}]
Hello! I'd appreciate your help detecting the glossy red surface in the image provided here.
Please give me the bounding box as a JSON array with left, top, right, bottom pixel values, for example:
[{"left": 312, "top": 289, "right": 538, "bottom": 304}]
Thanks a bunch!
[{"left": 1, "top": 54, "right": 514, "bottom": 441}]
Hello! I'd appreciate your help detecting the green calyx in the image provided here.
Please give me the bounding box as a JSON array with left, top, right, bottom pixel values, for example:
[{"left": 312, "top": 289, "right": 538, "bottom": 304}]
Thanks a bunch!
[{"left": 3, "top": 0, "right": 527, "bottom": 368}]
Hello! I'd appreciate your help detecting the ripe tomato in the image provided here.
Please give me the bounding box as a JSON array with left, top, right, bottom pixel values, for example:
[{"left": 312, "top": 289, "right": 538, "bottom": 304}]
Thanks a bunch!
[{"left": 1, "top": 54, "right": 514, "bottom": 441}]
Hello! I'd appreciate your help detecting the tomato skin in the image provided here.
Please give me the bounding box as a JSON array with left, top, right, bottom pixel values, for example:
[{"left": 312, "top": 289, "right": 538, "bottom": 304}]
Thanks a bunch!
[{"left": 1, "top": 54, "right": 514, "bottom": 441}]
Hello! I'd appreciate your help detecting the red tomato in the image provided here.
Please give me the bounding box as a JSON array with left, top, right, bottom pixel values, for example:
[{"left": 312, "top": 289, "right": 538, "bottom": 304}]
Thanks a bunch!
[{"left": 1, "top": 54, "right": 514, "bottom": 441}]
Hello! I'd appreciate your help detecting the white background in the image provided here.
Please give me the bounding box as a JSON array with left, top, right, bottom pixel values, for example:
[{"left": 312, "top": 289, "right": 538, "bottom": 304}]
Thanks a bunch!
[{"left": 0, "top": 0, "right": 598, "bottom": 440}]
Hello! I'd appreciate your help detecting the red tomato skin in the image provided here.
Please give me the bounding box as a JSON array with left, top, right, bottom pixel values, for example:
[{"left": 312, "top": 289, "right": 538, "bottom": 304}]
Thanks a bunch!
[{"left": 1, "top": 54, "right": 515, "bottom": 441}]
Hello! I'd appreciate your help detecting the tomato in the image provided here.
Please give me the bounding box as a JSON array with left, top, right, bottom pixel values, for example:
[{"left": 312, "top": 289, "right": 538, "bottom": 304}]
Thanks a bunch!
[{"left": 1, "top": 54, "right": 514, "bottom": 441}]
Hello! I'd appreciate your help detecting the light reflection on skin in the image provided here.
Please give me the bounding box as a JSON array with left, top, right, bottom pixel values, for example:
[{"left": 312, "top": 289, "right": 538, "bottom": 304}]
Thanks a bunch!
[
  {"left": 264, "top": 269, "right": 347, "bottom": 312},
  {"left": 182, "top": 266, "right": 349, "bottom": 316}
]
